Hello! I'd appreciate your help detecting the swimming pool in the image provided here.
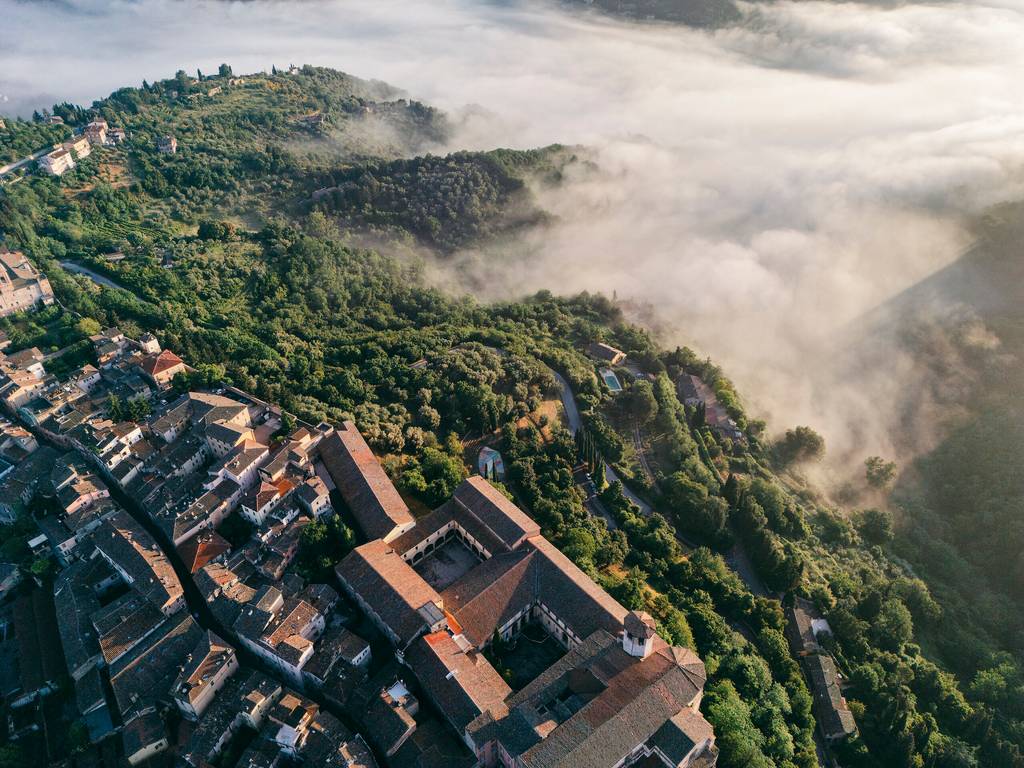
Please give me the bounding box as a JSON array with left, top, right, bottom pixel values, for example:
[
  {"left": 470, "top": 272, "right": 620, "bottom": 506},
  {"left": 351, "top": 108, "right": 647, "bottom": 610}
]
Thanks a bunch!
[{"left": 599, "top": 368, "right": 622, "bottom": 392}]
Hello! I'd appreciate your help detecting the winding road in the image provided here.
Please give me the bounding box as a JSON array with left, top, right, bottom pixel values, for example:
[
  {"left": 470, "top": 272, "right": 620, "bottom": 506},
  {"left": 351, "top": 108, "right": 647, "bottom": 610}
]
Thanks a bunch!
[
  {"left": 552, "top": 371, "right": 821, "bottom": 762},
  {"left": 551, "top": 368, "right": 780, "bottom": 596},
  {"left": 550, "top": 369, "right": 653, "bottom": 517}
]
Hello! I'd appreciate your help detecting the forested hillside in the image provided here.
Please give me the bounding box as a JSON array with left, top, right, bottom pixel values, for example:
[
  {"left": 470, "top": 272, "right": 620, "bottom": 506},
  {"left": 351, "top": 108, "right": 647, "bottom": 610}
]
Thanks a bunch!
[
  {"left": 848, "top": 202, "right": 1024, "bottom": 757},
  {"left": 308, "top": 148, "right": 568, "bottom": 252},
  {"left": 1, "top": 66, "right": 1022, "bottom": 768}
]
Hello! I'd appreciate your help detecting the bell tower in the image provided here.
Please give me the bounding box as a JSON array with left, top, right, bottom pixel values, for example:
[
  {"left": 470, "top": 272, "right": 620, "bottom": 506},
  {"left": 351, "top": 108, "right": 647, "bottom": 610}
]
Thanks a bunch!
[{"left": 623, "top": 610, "right": 658, "bottom": 659}]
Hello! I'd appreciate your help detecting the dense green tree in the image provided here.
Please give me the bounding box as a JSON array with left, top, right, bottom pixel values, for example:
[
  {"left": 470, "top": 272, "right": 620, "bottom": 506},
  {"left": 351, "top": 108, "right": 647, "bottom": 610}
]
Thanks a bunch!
[
  {"left": 297, "top": 515, "right": 356, "bottom": 581},
  {"left": 865, "top": 456, "right": 897, "bottom": 488},
  {"left": 856, "top": 508, "right": 894, "bottom": 545},
  {"left": 776, "top": 426, "right": 825, "bottom": 465},
  {"left": 705, "top": 680, "right": 774, "bottom": 768},
  {"left": 871, "top": 600, "right": 914, "bottom": 653},
  {"left": 623, "top": 379, "right": 658, "bottom": 424}
]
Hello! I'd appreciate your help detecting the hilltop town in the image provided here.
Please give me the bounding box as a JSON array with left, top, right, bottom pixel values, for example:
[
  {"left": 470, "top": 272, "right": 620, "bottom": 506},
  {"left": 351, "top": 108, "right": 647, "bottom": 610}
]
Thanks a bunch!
[
  {"left": 1, "top": 63, "right": 996, "bottom": 768},
  {"left": 0, "top": 326, "right": 722, "bottom": 768}
]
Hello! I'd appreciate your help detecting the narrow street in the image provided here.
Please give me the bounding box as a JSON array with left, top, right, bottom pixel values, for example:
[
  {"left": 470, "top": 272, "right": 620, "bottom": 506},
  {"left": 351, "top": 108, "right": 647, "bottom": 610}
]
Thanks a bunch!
[
  {"left": 572, "top": 466, "right": 617, "bottom": 529},
  {"left": 109, "top": 477, "right": 372, "bottom": 748},
  {"left": 725, "top": 544, "right": 770, "bottom": 597},
  {"left": 550, "top": 369, "right": 582, "bottom": 433}
]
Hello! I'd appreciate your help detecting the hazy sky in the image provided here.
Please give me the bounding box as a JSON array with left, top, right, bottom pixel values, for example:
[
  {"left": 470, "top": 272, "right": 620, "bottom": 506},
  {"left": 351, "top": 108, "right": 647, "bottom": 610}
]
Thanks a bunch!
[{"left": 4, "top": 0, "right": 1024, "bottom": 473}]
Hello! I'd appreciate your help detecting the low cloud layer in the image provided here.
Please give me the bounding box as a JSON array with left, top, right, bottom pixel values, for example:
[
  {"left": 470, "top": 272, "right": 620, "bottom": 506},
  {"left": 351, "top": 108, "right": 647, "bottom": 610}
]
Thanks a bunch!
[{"left": 4, "top": 0, "right": 1024, "bottom": 481}]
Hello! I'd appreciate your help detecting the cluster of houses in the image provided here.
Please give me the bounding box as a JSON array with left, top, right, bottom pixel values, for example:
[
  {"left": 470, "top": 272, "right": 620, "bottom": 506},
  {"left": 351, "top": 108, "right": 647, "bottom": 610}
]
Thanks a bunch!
[
  {"left": 0, "top": 250, "right": 54, "bottom": 318},
  {"left": 37, "top": 117, "right": 126, "bottom": 177},
  {"left": 34, "top": 112, "right": 178, "bottom": 175},
  {"left": 0, "top": 329, "right": 382, "bottom": 765},
  {"left": 0, "top": 320, "right": 722, "bottom": 767}
]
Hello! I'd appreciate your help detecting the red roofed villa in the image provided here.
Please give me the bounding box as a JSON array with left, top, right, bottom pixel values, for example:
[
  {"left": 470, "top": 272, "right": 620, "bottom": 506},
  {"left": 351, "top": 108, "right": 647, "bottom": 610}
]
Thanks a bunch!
[{"left": 139, "top": 349, "right": 187, "bottom": 388}]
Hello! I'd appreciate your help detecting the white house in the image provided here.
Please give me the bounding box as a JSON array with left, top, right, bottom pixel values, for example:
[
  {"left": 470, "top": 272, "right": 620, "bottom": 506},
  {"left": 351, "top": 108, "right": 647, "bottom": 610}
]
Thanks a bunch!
[{"left": 38, "top": 148, "right": 75, "bottom": 176}]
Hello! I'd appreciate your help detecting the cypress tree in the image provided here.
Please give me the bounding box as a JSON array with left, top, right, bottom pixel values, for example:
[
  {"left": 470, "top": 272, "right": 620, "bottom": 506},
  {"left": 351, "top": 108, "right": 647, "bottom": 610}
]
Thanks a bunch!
[{"left": 723, "top": 473, "right": 740, "bottom": 507}]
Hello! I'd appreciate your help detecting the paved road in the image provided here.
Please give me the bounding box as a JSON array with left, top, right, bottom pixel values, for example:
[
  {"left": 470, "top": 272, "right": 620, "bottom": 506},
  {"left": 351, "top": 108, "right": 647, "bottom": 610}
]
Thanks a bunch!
[
  {"left": 573, "top": 466, "right": 618, "bottom": 529},
  {"left": 0, "top": 144, "right": 57, "bottom": 177},
  {"left": 725, "top": 544, "right": 771, "bottom": 597},
  {"left": 59, "top": 260, "right": 126, "bottom": 290},
  {"left": 0, "top": 126, "right": 85, "bottom": 178},
  {"left": 551, "top": 370, "right": 582, "bottom": 432},
  {"left": 605, "top": 463, "right": 653, "bottom": 516}
]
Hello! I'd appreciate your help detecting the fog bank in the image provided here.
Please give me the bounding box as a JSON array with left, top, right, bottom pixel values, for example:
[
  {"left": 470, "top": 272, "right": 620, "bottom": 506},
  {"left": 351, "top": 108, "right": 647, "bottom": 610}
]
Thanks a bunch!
[{"left": 4, "top": 0, "right": 1024, "bottom": 479}]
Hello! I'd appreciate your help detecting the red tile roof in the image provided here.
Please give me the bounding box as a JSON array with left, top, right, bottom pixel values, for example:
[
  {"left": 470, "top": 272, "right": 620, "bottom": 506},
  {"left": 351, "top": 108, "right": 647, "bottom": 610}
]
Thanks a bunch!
[
  {"left": 335, "top": 540, "right": 442, "bottom": 648},
  {"left": 408, "top": 630, "right": 512, "bottom": 733},
  {"left": 320, "top": 422, "right": 414, "bottom": 541},
  {"left": 452, "top": 477, "right": 540, "bottom": 551},
  {"left": 254, "top": 481, "right": 280, "bottom": 511},
  {"left": 140, "top": 349, "right": 184, "bottom": 378},
  {"left": 177, "top": 531, "right": 231, "bottom": 574}
]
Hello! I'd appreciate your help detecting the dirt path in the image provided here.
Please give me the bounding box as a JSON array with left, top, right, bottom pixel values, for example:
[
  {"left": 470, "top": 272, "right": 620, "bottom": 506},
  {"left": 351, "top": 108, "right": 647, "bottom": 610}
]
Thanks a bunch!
[{"left": 632, "top": 420, "right": 655, "bottom": 483}]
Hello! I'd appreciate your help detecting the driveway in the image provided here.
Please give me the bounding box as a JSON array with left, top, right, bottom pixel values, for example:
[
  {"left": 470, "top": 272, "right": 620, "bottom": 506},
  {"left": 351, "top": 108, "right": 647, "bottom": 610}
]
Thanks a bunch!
[{"left": 632, "top": 420, "right": 655, "bottom": 483}]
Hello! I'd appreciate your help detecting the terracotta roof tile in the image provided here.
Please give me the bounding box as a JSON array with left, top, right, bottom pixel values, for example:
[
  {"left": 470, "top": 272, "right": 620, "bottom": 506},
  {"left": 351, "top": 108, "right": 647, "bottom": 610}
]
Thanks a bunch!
[
  {"left": 407, "top": 630, "right": 511, "bottom": 733},
  {"left": 320, "top": 422, "right": 413, "bottom": 541},
  {"left": 140, "top": 349, "right": 184, "bottom": 377},
  {"left": 335, "top": 540, "right": 442, "bottom": 648}
]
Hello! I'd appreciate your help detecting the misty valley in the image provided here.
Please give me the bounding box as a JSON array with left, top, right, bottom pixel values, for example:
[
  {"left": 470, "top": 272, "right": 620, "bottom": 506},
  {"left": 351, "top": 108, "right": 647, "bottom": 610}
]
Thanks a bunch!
[{"left": 1, "top": 3, "right": 1024, "bottom": 768}]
